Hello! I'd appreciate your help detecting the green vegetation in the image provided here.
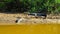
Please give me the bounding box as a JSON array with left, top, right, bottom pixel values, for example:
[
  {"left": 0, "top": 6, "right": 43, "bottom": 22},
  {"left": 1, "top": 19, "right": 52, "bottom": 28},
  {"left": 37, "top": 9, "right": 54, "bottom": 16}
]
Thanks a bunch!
[{"left": 0, "top": 0, "right": 60, "bottom": 14}]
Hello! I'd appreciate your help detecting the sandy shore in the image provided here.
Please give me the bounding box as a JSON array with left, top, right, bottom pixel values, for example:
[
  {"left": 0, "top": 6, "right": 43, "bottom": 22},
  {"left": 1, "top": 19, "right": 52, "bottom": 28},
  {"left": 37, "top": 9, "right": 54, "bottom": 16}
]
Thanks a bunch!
[{"left": 0, "top": 13, "right": 60, "bottom": 25}]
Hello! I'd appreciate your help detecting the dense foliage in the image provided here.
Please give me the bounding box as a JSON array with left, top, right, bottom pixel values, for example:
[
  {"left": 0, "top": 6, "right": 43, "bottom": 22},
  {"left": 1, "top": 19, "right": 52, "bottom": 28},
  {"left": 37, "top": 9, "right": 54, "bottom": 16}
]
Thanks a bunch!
[{"left": 0, "top": 0, "right": 60, "bottom": 14}]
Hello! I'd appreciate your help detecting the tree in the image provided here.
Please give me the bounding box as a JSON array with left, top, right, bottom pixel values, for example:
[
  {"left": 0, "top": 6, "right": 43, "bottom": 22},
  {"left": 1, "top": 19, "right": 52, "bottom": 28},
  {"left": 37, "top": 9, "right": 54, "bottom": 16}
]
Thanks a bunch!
[{"left": 0, "top": 0, "right": 59, "bottom": 14}]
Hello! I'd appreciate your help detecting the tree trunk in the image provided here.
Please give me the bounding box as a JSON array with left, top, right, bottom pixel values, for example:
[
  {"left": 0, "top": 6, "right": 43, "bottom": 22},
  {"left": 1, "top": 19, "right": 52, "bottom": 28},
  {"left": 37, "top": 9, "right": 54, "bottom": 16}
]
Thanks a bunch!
[{"left": 15, "top": 0, "right": 21, "bottom": 11}]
